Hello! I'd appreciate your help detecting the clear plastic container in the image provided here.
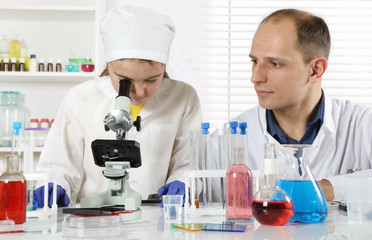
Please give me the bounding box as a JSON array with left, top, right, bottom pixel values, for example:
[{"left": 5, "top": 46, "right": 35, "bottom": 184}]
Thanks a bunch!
[{"left": 0, "top": 91, "right": 28, "bottom": 147}]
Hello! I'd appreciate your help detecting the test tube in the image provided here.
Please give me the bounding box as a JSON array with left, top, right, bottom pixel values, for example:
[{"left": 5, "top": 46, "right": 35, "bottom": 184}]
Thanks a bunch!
[
  {"left": 217, "top": 123, "right": 228, "bottom": 208},
  {"left": 201, "top": 122, "right": 211, "bottom": 207},
  {"left": 189, "top": 129, "right": 200, "bottom": 208}
]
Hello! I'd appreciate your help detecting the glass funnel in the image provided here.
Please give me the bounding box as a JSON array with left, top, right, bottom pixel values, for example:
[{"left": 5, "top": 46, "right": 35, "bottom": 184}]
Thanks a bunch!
[
  {"left": 252, "top": 143, "right": 293, "bottom": 226},
  {"left": 277, "top": 144, "right": 327, "bottom": 223}
]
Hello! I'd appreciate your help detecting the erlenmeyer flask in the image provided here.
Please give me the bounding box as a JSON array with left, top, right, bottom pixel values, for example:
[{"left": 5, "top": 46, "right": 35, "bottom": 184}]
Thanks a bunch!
[{"left": 277, "top": 144, "right": 327, "bottom": 223}]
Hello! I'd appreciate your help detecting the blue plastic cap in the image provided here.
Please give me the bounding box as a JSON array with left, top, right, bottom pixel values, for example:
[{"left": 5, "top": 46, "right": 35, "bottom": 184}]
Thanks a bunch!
[
  {"left": 201, "top": 122, "right": 210, "bottom": 135},
  {"left": 239, "top": 122, "right": 247, "bottom": 135},
  {"left": 229, "top": 121, "right": 238, "bottom": 134},
  {"left": 12, "top": 121, "right": 22, "bottom": 135},
  {"left": 30, "top": 54, "right": 36, "bottom": 59}
]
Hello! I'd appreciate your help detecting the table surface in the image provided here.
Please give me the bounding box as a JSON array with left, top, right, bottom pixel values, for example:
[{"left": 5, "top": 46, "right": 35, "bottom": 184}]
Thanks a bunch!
[{"left": 1, "top": 204, "right": 372, "bottom": 240}]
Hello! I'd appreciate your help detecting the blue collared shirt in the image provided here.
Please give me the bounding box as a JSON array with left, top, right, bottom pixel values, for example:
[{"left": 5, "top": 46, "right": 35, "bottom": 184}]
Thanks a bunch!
[{"left": 266, "top": 91, "right": 325, "bottom": 144}]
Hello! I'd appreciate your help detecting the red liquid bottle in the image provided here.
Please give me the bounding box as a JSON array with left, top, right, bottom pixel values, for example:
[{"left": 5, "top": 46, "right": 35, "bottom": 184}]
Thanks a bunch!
[
  {"left": 251, "top": 144, "right": 293, "bottom": 226},
  {"left": 226, "top": 147, "right": 253, "bottom": 222},
  {"left": 0, "top": 155, "right": 27, "bottom": 224}
]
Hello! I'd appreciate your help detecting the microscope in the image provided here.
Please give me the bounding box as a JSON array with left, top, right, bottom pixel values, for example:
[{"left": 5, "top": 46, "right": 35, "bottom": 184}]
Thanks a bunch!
[{"left": 80, "top": 80, "right": 142, "bottom": 211}]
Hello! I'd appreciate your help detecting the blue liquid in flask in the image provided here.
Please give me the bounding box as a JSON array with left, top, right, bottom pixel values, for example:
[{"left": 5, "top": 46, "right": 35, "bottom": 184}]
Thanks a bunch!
[{"left": 278, "top": 180, "right": 327, "bottom": 223}]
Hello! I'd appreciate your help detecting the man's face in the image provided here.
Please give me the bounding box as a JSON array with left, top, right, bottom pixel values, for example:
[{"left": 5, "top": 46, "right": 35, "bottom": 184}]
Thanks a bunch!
[
  {"left": 108, "top": 59, "right": 165, "bottom": 106},
  {"left": 249, "top": 19, "right": 313, "bottom": 111}
]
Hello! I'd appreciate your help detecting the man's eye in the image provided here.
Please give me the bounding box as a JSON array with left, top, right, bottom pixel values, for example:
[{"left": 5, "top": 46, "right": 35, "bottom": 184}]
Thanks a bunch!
[
  {"left": 250, "top": 59, "right": 257, "bottom": 64},
  {"left": 271, "top": 62, "right": 280, "bottom": 67}
]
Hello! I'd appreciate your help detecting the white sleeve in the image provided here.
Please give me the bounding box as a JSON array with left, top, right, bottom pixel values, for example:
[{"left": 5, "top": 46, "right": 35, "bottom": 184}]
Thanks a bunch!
[{"left": 327, "top": 169, "right": 372, "bottom": 201}]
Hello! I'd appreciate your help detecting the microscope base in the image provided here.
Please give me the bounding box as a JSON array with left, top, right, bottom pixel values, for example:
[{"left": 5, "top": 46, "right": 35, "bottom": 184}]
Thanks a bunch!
[{"left": 80, "top": 186, "right": 142, "bottom": 210}]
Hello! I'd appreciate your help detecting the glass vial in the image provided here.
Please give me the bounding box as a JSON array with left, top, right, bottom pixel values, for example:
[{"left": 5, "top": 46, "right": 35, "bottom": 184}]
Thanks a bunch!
[
  {"left": 10, "top": 57, "right": 17, "bottom": 72},
  {"left": 18, "top": 58, "right": 25, "bottom": 72},
  {"left": 38, "top": 58, "right": 45, "bottom": 72},
  {"left": 55, "top": 58, "right": 62, "bottom": 72},
  {"left": 47, "top": 58, "right": 53, "bottom": 72},
  {"left": 251, "top": 143, "right": 293, "bottom": 226},
  {"left": 278, "top": 144, "right": 328, "bottom": 223},
  {"left": 226, "top": 146, "right": 253, "bottom": 222},
  {"left": 2, "top": 57, "right": 9, "bottom": 72},
  {"left": 0, "top": 155, "right": 27, "bottom": 224}
]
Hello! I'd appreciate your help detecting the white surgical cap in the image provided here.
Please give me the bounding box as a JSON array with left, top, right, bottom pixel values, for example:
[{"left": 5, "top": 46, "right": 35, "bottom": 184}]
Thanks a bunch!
[{"left": 100, "top": 6, "right": 175, "bottom": 64}]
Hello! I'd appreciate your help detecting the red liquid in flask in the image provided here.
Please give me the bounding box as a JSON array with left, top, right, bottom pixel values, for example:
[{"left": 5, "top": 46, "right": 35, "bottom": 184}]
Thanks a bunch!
[
  {"left": 251, "top": 200, "right": 293, "bottom": 226},
  {"left": 0, "top": 180, "right": 27, "bottom": 224}
]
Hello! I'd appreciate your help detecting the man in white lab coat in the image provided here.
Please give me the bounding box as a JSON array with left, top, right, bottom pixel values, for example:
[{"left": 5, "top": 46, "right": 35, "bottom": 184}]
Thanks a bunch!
[
  {"left": 236, "top": 9, "right": 372, "bottom": 201},
  {"left": 33, "top": 6, "right": 202, "bottom": 207}
]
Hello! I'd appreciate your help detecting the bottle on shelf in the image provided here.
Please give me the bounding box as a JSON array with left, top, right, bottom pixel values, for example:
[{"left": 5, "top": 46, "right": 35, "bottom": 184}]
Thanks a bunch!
[
  {"left": 56, "top": 58, "right": 62, "bottom": 72},
  {"left": 10, "top": 57, "right": 17, "bottom": 72},
  {"left": 9, "top": 34, "right": 21, "bottom": 60},
  {"left": 0, "top": 154, "right": 27, "bottom": 224},
  {"left": 20, "top": 39, "right": 29, "bottom": 71},
  {"left": 2, "top": 57, "right": 9, "bottom": 72},
  {"left": 18, "top": 58, "right": 25, "bottom": 72},
  {"left": 38, "top": 58, "right": 45, "bottom": 72},
  {"left": 226, "top": 146, "right": 254, "bottom": 222},
  {"left": 29, "top": 54, "right": 37, "bottom": 72},
  {"left": 0, "top": 34, "right": 9, "bottom": 59},
  {"left": 29, "top": 118, "right": 39, "bottom": 128},
  {"left": 47, "top": 58, "right": 53, "bottom": 72},
  {"left": 40, "top": 118, "right": 50, "bottom": 128}
]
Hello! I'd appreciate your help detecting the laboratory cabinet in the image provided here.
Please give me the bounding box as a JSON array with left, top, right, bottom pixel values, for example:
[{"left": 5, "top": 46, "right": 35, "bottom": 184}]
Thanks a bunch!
[{"left": 0, "top": 0, "right": 107, "bottom": 165}]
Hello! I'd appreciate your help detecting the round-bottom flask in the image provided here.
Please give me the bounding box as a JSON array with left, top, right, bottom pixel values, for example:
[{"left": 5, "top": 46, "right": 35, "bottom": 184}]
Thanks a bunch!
[
  {"left": 252, "top": 186, "right": 293, "bottom": 226},
  {"left": 252, "top": 144, "right": 293, "bottom": 226}
]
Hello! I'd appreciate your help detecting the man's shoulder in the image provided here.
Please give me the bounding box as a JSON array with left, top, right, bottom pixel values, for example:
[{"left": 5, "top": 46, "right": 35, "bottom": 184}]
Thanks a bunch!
[{"left": 233, "top": 105, "right": 261, "bottom": 121}]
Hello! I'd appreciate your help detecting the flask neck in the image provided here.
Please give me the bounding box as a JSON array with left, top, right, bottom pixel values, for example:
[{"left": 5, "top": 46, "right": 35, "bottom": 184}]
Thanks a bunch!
[
  {"left": 6, "top": 155, "right": 21, "bottom": 173},
  {"left": 233, "top": 147, "right": 244, "bottom": 165}
]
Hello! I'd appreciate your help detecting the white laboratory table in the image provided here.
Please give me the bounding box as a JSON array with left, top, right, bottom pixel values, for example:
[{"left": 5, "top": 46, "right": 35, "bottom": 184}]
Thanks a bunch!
[{"left": 1, "top": 204, "right": 371, "bottom": 240}]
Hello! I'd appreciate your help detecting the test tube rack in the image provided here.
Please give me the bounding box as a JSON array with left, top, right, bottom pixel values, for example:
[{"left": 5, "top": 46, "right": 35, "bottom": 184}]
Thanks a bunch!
[{"left": 184, "top": 169, "right": 227, "bottom": 217}]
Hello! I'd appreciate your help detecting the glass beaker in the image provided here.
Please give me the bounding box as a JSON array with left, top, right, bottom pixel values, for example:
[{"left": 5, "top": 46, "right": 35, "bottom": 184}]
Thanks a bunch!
[
  {"left": 252, "top": 143, "right": 293, "bottom": 226},
  {"left": 277, "top": 144, "right": 327, "bottom": 223}
]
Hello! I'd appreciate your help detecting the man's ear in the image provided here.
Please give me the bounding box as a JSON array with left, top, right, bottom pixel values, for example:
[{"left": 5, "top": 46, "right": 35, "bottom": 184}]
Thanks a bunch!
[{"left": 309, "top": 57, "right": 328, "bottom": 83}]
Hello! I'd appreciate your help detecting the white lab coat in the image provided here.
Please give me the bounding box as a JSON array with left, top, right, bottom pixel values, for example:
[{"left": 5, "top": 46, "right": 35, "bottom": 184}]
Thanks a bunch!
[
  {"left": 36, "top": 76, "right": 202, "bottom": 201},
  {"left": 231, "top": 95, "right": 372, "bottom": 201}
]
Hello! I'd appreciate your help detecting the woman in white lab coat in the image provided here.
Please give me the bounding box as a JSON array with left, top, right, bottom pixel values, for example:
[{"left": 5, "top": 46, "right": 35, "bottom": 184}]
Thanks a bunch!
[{"left": 33, "top": 6, "right": 202, "bottom": 207}]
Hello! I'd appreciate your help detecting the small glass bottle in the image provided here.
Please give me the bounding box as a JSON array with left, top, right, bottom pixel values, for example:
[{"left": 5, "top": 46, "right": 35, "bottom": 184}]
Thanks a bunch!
[
  {"left": 0, "top": 155, "right": 27, "bottom": 224},
  {"left": 40, "top": 118, "right": 50, "bottom": 128},
  {"left": 18, "top": 58, "right": 25, "bottom": 72},
  {"left": 226, "top": 146, "right": 253, "bottom": 222},
  {"left": 10, "top": 57, "right": 17, "bottom": 72},
  {"left": 38, "top": 58, "right": 45, "bottom": 72},
  {"left": 55, "top": 58, "right": 62, "bottom": 72},
  {"left": 2, "top": 57, "right": 9, "bottom": 72},
  {"left": 252, "top": 143, "right": 293, "bottom": 226},
  {"left": 29, "top": 118, "right": 39, "bottom": 128},
  {"left": 47, "top": 58, "right": 53, "bottom": 72}
]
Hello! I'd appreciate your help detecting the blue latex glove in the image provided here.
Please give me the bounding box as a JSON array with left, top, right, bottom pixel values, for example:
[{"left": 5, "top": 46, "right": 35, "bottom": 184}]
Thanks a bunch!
[
  {"left": 33, "top": 182, "right": 70, "bottom": 208},
  {"left": 157, "top": 180, "right": 187, "bottom": 207}
]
